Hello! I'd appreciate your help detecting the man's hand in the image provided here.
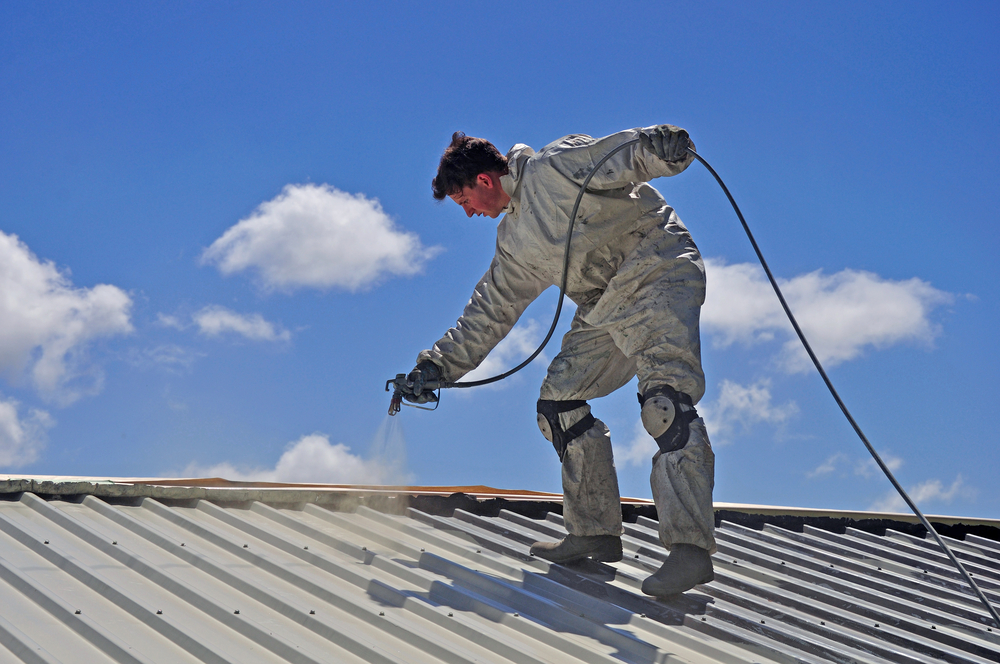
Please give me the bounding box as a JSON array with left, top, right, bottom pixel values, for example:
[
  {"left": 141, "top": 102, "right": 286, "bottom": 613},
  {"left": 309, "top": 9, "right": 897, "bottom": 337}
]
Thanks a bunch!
[
  {"left": 404, "top": 361, "right": 442, "bottom": 404},
  {"left": 640, "top": 125, "right": 693, "bottom": 162}
]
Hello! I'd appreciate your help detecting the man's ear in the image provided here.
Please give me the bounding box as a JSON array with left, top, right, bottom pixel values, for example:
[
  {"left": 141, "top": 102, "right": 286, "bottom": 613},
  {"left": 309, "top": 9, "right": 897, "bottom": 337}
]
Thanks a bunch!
[{"left": 476, "top": 172, "right": 495, "bottom": 189}]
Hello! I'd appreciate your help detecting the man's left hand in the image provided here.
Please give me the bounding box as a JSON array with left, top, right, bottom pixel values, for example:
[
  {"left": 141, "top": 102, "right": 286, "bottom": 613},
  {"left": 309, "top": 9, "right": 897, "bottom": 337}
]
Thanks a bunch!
[{"left": 640, "top": 125, "right": 693, "bottom": 162}]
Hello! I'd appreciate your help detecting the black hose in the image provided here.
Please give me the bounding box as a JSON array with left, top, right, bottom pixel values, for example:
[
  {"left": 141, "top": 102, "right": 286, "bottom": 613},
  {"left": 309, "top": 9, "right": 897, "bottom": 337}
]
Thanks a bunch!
[
  {"left": 437, "top": 141, "right": 1000, "bottom": 627},
  {"left": 688, "top": 148, "right": 1000, "bottom": 628}
]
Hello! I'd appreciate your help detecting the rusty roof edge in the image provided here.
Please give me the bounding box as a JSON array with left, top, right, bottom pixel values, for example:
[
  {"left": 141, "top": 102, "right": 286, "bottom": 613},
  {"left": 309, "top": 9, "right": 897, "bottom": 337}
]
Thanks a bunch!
[{"left": 2, "top": 475, "right": 998, "bottom": 531}]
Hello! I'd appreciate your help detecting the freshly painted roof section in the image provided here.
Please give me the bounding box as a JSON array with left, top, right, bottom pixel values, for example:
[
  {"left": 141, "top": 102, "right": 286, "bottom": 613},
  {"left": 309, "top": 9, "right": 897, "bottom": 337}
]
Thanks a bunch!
[{"left": 0, "top": 478, "right": 996, "bottom": 663}]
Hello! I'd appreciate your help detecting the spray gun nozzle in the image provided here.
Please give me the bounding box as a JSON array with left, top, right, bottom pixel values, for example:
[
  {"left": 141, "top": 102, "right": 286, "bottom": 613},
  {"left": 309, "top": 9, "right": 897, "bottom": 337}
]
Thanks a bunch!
[{"left": 385, "top": 373, "right": 440, "bottom": 415}]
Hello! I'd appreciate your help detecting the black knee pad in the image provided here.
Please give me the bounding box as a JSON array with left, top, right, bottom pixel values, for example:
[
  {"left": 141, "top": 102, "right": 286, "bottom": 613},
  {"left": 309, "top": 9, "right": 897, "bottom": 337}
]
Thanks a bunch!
[
  {"left": 536, "top": 399, "right": 596, "bottom": 463},
  {"left": 638, "top": 385, "right": 699, "bottom": 454}
]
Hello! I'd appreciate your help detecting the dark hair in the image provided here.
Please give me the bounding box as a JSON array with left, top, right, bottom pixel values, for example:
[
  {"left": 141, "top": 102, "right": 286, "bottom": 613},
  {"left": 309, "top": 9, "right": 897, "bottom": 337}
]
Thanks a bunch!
[{"left": 431, "top": 132, "right": 509, "bottom": 200}]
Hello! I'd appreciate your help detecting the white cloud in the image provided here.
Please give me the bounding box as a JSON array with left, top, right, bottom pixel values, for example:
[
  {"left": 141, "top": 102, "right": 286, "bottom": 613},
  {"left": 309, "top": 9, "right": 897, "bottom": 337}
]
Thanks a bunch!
[
  {"left": 615, "top": 378, "right": 797, "bottom": 464},
  {"left": 0, "top": 397, "right": 53, "bottom": 468},
  {"left": 806, "top": 451, "right": 903, "bottom": 479},
  {"left": 0, "top": 230, "right": 133, "bottom": 403},
  {"left": 702, "top": 258, "right": 952, "bottom": 372},
  {"left": 807, "top": 453, "right": 850, "bottom": 478},
  {"left": 868, "top": 474, "right": 975, "bottom": 513},
  {"left": 126, "top": 344, "right": 203, "bottom": 374},
  {"left": 614, "top": 419, "right": 659, "bottom": 468},
  {"left": 155, "top": 313, "right": 184, "bottom": 330},
  {"left": 854, "top": 453, "right": 903, "bottom": 479},
  {"left": 201, "top": 183, "right": 441, "bottom": 292},
  {"left": 699, "top": 379, "right": 798, "bottom": 444},
  {"left": 460, "top": 318, "right": 548, "bottom": 385},
  {"left": 193, "top": 306, "right": 291, "bottom": 342},
  {"left": 177, "top": 424, "right": 412, "bottom": 485}
]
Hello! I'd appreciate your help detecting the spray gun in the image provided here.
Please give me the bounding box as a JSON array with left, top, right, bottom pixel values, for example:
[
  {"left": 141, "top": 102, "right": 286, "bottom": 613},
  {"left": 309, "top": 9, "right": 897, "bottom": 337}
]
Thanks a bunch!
[{"left": 385, "top": 374, "right": 441, "bottom": 416}]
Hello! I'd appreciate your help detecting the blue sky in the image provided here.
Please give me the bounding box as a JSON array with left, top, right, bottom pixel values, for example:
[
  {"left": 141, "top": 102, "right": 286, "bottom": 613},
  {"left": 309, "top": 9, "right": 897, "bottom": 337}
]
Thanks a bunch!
[{"left": 1, "top": 1, "right": 997, "bottom": 518}]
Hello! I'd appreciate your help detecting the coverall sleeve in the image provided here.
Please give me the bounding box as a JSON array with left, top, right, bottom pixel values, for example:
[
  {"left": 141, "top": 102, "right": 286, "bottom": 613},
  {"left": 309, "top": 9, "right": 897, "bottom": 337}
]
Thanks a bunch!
[
  {"left": 417, "top": 243, "right": 547, "bottom": 381},
  {"left": 549, "top": 127, "right": 696, "bottom": 190}
]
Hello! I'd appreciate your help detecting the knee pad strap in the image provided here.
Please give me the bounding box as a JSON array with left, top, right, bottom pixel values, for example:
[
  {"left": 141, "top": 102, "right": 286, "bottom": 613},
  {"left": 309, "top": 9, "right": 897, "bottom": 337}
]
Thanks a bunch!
[
  {"left": 638, "top": 385, "right": 698, "bottom": 454},
  {"left": 537, "top": 399, "right": 596, "bottom": 463}
]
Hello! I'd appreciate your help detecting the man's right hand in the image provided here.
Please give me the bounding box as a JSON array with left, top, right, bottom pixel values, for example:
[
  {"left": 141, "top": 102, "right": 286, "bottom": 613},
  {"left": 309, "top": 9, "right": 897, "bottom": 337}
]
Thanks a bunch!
[
  {"left": 640, "top": 125, "right": 693, "bottom": 162},
  {"left": 404, "top": 361, "right": 442, "bottom": 404}
]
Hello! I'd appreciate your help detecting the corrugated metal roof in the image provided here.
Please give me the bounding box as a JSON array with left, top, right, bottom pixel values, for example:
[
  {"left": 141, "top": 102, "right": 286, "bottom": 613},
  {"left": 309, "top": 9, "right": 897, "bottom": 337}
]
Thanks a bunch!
[{"left": 0, "top": 482, "right": 997, "bottom": 663}]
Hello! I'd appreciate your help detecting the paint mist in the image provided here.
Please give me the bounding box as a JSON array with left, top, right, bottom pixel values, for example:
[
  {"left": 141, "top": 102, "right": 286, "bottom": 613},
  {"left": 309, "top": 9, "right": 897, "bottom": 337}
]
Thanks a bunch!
[{"left": 368, "top": 415, "right": 412, "bottom": 485}]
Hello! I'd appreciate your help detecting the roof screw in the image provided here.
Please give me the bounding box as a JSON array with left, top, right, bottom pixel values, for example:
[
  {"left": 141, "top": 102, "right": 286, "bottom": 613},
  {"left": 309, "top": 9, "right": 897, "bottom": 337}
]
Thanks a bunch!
[
  {"left": 181, "top": 543, "right": 185, "bottom": 546},
  {"left": 379, "top": 611, "right": 384, "bottom": 616},
  {"left": 362, "top": 546, "right": 367, "bottom": 551},
  {"left": 156, "top": 610, "right": 162, "bottom": 615},
  {"left": 760, "top": 619, "right": 765, "bottom": 624},
  {"left": 309, "top": 610, "right": 315, "bottom": 615},
  {"left": 820, "top": 621, "right": 825, "bottom": 626},
  {"left": 448, "top": 612, "right": 453, "bottom": 617},
  {"left": 112, "top": 541, "right": 117, "bottom": 545},
  {"left": 931, "top": 625, "right": 936, "bottom": 630},
  {"left": 634, "top": 554, "right": 639, "bottom": 559},
  {"left": 243, "top": 544, "right": 248, "bottom": 548},
  {"left": 829, "top": 564, "right": 834, "bottom": 568},
  {"left": 75, "top": 610, "right": 81, "bottom": 615},
  {"left": 780, "top": 561, "right": 785, "bottom": 565},
  {"left": 640, "top": 613, "right": 647, "bottom": 618},
  {"left": 732, "top": 559, "right": 737, "bottom": 564},
  {"left": 44, "top": 540, "right": 49, "bottom": 545},
  {"left": 877, "top": 567, "right": 882, "bottom": 570},
  {"left": 514, "top": 613, "right": 519, "bottom": 617},
  {"left": 420, "top": 548, "right": 425, "bottom": 552},
  {"left": 701, "top": 617, "right": 706, "bottom": 622},
  {"left": 874, "top": 623, "right": 880, "bottom": 628},
  {"left": 303, "top": 546, "right": 308, "bottom": 550},
  {"left": 234, "top": 610, "right": 240, "bottom": 615}
]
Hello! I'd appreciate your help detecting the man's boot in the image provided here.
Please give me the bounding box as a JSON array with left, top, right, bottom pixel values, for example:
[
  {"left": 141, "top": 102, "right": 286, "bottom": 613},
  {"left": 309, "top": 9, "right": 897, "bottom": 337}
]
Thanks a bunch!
[
  {"left": 641, "top": 543, "right": 714, "bottom": 597},
  {"left": 530, "top": 534, "right": 623, "bottom": 564}
]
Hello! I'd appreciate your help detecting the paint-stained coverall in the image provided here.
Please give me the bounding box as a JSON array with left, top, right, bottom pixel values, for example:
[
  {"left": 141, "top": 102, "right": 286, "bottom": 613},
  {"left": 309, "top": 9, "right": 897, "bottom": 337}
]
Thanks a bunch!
[{"left": 418, "top": 128, "right": 716, "bottom": 553}]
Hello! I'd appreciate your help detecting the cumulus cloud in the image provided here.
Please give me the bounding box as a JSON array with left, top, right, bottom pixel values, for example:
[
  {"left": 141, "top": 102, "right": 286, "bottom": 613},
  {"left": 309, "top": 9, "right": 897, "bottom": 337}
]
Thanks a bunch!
[
  {"left": 699, "top": 379, "right": 798, "bottom": 445},
  {"left": 0, "top": 230, "right": 133, "bottom": 403},
  {"left": 868, "top": 474, "right": 975, "bottom": 513},
  {"left": 201, "top": 184, "right": 441, "bottom": 292},
  {"left": 178, "top": 420, "right": 412, "bottom": 485},
  {"left": 0, "top": 397, "right": 53, "bottom": 468},
  {"left": 461, "top": 319, "right": 547, "bottom": 384},
  {"left": 702, "top": 258, "right": 952, "bottom": 372},
  {"left": 193, "top": 306, "right": 291, "bottom": 342}
]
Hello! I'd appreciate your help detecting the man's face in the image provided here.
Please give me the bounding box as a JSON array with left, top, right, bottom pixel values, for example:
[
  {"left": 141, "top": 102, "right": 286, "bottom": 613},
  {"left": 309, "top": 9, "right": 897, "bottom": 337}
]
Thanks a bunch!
[{"left": 449, "top": 174, "right": 506, "bottom": 219}]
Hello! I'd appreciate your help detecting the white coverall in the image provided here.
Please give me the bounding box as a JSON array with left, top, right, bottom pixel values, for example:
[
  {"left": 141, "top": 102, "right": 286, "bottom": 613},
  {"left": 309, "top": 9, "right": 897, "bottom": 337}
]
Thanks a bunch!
[{"left": 418, "top": 128, "right": 716, "bottom": 553}]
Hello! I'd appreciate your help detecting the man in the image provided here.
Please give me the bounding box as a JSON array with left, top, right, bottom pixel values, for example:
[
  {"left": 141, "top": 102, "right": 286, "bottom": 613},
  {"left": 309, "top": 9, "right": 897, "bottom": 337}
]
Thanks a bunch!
[{"left": 400, "top": 125, "right": 715, "bottom": 596}]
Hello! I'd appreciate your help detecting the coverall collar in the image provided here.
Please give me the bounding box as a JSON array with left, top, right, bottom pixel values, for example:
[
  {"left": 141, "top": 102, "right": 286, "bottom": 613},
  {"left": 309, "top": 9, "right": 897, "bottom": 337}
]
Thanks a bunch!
[{"left": 500, "top": 144, "right": 535, "bottom": 217}]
